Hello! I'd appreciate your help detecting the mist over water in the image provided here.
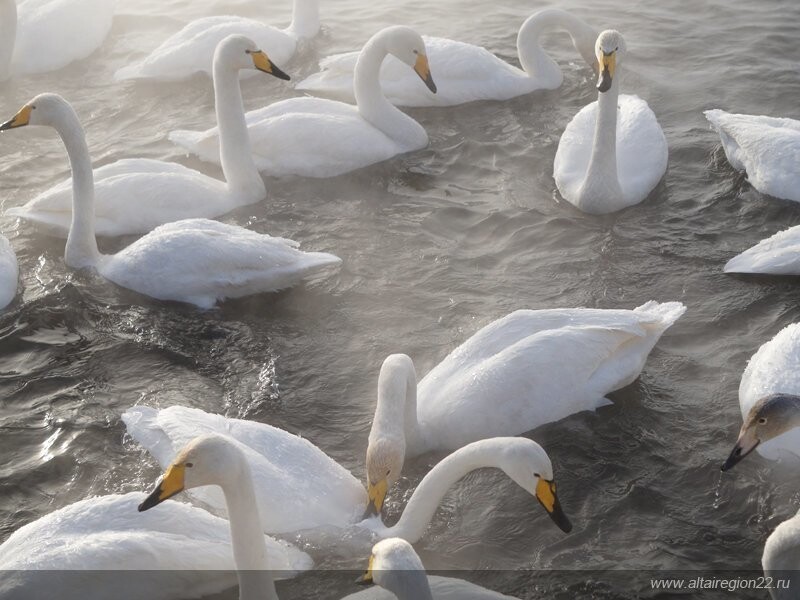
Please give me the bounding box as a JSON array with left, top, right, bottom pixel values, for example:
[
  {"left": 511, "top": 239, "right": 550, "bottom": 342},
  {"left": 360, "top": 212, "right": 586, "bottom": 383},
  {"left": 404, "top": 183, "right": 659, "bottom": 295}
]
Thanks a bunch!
[{"left": 0, "top": 0, "right": 799, "bottom": 597}]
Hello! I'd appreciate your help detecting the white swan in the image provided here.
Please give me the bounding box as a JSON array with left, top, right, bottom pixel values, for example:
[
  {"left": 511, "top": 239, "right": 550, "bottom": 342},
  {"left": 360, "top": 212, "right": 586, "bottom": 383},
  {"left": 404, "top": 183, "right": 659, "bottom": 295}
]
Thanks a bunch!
[
  {"left": 169, "top": 26, "right": 437, "bottom": 178},
  {"left": 553, "top": 30, "right": 668, "bottom": 214},
  {"left": 346, "top": 538, "right": 517, "bottom": 599},
  {"left": 296, "top": 9, "right": 597, "bottom": 108},
  {"left": 0, "top": 234, "right": 18, "bottom": 308},
  {"left": 115, "top": 0, "right": 318, "bottom": 82},
  {"left": 705, "top": 110, "right": 800, "bottom": 204},
  {"left": 0, "top": 0, "right": 115, "bottom": 81},
  {"left": 0, "top": 492, "right": 311, "bottom": 600},
  {"left": 123, "top": 405, "right": 573, "bottom": 539},
  {"left": 725, "top": 225, "right": 800, "bottom": 275},
  {"left": 0, "top": 93, "right": 340, "bottom": 308},
  {"left": 7, "top": 36, "right": 290, "bottom": 238},
  {"left": 763, "top": 510, "right": 800, "bottom": 600},
  {"left": 363, "top": 301, "right": 685, "bottom": 514},
  {"left": 720, "top": 323, "right": 800, "bottom": 470}
]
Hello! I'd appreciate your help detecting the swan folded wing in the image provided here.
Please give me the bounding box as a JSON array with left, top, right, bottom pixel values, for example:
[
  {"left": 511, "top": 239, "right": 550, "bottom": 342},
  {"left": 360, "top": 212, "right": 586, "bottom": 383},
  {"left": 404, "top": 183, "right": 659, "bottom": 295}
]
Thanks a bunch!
[
  {"left": 724, "top": 226, "right": 800, "bottom": 274},
  {"left": 616, "top": 95, "right": 668, "bottom": 204}
]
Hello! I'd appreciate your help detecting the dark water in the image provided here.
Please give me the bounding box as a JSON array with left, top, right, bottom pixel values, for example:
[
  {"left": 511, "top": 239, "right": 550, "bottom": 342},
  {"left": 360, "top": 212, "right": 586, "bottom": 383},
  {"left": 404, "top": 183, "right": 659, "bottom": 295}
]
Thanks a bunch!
[{"left": 1, "top": 0, "right": 800, "bottom": 598}]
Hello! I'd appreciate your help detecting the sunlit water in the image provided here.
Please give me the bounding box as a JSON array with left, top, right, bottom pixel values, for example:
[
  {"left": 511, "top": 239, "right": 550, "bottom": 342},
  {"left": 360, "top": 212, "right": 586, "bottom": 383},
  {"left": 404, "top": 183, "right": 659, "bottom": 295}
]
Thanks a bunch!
[{"left": 0, "top": 0, "right": 799, "bottom": 598}]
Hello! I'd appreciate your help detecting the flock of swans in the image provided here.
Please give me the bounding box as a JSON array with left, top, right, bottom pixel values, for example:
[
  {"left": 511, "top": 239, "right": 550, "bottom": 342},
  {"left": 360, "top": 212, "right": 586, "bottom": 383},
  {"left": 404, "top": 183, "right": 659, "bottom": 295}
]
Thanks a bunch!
[{"left": 0, "top": 0, "right": 799, "bottom": 598}]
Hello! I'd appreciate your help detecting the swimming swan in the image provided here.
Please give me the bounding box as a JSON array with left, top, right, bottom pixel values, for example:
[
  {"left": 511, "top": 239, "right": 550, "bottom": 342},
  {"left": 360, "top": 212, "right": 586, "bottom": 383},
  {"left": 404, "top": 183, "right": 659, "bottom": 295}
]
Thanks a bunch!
[
  {"left": 123, "top": 405, "right": 572, "bottom": 539},
  {"left": 7, "top": 36, "right": 289, "bottom": 238},
  {"left": 0, "top": 93, "right": 341, "bottom": 308},
  {"left": 0, "top": 492, "right": 310, "bottom": 600},
  {"left": 346, "top": 538, "right": 517, "bottom": 599},
  {"left": 724, "top": 225, "right": 800, "bottom": 275},
  {"left": 553, "top": 30, "right": 667, "bottom": 214},
  {"left": 762, "top": 510, "right": 800, "bottom": 600},
  {"left": 169, "top": 26, "right": 437, "bottom": 178},
  {"left": 0, "top": 234, "right": 18, "bottom": 308},
  {"left": 705, "top": 110, "right": 800, "bottom": 204},
  {"left": 115, "top": 0, "right": 319, "bottom": 82},
  {"left": 721, "top": 323, "right": 800, "bottom": 470},
  {"left": 0, "top": 0, "right": 115, "bottom": 81},
  {"left": 296, "top": 9, "right": 597, "bottom": 108},
  {"left": 364, "top": 301, "right": 685, "bottom": 514}
]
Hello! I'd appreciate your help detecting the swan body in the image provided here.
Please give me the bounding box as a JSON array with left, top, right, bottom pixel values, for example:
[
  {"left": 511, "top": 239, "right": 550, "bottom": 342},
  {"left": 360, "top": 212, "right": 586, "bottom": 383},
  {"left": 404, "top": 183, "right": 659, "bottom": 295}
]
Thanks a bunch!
[
  {"left": 7, "top": 36, "right": 290, "bottom": 238},
  {"left": 296, "top": 9, "right": 597, "bottom": 107},
  {"left": 170, "top": 26, "right": 436, "bottom": 178},
  {"left": 0, "top": 92, "right": 340, "bottom": 308},
  {"left": 0, "top": 234, "right": 18, "bottom": 308},
  {"left": 554, "top": 30, "right": 667, "bottom": 214},
  {"left": 724, "top": 225, "right": 800, "bottom": 275},
  {"left": 0, "top": 492, "right": 311, "bottom": 600},
  {"left": 705, "top": 110, "right": 800, "bottom": 203},
  {"left": 0, "top": 0, "right": 115, "bottom": 81},
  {"left": 115, "top": 0, "right": 319, "bottom": 81},
  {"left": 763, "top": 510, "right": 800, "bottom": 600}
]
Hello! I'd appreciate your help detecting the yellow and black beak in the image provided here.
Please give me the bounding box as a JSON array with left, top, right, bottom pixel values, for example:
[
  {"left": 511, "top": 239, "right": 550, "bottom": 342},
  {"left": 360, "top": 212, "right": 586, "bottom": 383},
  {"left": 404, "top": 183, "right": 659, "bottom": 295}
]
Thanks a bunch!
[
  {"left": 250, "top": 50, "right": 290, "bottom": 81},
  {"left": 362, "top": 478, "right": 388, "bottom": 519},
  {"left": 413, "top": 54, "right": 437, "bottom": 94},
  {"left": 535, "top": 478, "right": 572, "bottom": 533},
  {"left": 138, "top": 463, "right": 186, "bottom": 512},
  {"left": 721, "top": 430, "right": 760, "bottom": 472},
  {"left": 0, "top": 105, "right": 33, "bottom": 131},
  {"left": 356, "top": 554, "right": 375, "bottom": 585},
  {"left": 597, "top": 51, "right": 616, "bottom": 93}
]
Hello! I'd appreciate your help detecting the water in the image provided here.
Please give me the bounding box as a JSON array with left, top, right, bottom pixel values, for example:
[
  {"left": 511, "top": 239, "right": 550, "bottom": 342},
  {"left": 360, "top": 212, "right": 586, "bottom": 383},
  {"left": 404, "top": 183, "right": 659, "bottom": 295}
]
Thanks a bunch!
[{"left": 0, "top": 0, "right": 799, "bottom": 597}]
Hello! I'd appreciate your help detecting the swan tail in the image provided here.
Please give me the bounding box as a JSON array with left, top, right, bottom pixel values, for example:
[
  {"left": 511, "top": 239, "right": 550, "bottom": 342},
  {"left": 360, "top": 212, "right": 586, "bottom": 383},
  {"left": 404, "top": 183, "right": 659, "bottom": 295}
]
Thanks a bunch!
[
  {"left": 121, "top": 405, "right": 175, "bottom": 468},
  {"left": 633, "top": 301, "right": 687, "bottom": 331},
  {"left": 114, "top": 62, "right": 147, "bottom": 81},
  {"left": 299, "top": 251, "right": 342, "bottom": 275},
  {"left": 593, "top": 396, "right": 614, "bottom": 410}
]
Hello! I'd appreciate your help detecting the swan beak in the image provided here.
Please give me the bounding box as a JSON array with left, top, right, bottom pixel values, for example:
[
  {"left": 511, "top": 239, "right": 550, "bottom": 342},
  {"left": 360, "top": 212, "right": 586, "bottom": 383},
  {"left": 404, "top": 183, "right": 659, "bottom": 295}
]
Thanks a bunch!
[
  {"left": 138, "top": 463, "right": 186, "bottom": 511},
  {"left": 413, "top": 54, "right": 437, "bottom": 93},
  {"left": 721, "top": 429, "right": 760, "bottom": 472},
  {"left": 536, "top": 478, "right": 572, "bottom": 533},
  {"left": 356, "top": 554, "right": 375, "bottom": 585},
  {"left": 0, "top": 105, "right": 32, "bottom": 131},
  {"left": 251, "top": 50, "right": 290, "bottom": 81},
  {"left": 363, "top": 478, "right": 388, "bottom": 519},
  {"left": 596, "top": 51, "right": 615, "bottom": 93}
]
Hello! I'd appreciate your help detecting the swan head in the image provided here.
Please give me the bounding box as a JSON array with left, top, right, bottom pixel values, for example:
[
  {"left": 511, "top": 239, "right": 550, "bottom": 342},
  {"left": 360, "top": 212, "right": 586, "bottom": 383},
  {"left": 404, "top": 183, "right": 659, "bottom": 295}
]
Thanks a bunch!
[
  {"left": 358, "top": 538, "right": 429, "bottom": 593},
  {"left": 381, "top": 26, "right": 436, "bottom": 93},
  {"left": 0, "top": 93, "right": 76, "bottom": 131},
  {"left": 364, "top": 437, "right": 406, "bottom": 518},
  {"left": 722, "top": 393, "right": 800, "bottom": 471},
  {"left": 215, "top": 34, "right": 290, "bottom": 81},
  {"left": 138, "top": 433, "right": 249, "bottom": 511},
  {"left": 594, "top": 30, "right": 626, "bottom": 93}
]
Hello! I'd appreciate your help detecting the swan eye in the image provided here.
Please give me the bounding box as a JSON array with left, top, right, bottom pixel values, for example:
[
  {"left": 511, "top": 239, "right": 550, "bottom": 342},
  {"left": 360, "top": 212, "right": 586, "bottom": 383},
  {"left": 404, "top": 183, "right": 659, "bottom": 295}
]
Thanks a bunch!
[
  {"left": 533, "top": 472, "right": 540, "bottom": 478},
  {"left": 385, "top": 469, "right": 390, "bottom": 476},
  {"left": 413, "top": 49, "right": 419, "bottom": 55},
  {"left": 615, "top": 46, "right": 619, "bottom": 51},
  {"left": 185, "top": 462, "right": 194, "bottom": 468},
  {"left": 758, "top": 418, "right": 767, "bottom": 425},
  {"left": 245, "top": 50, "right": 251, "bottom": 55}
]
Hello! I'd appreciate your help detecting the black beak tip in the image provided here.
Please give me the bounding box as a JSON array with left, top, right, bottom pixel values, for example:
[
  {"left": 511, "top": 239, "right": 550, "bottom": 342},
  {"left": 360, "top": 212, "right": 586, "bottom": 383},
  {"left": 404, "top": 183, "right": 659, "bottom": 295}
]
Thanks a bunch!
[
  {"left": 271, "top": 65, "right": 291, "bottom": 81},
  {"left": 0, "top": 121, "right": 14, "bottom": 132},
  {"left": 425, "top": 76, "right": 437, "bottom": 94},
  {"left": 597, "top": 69, "right": 612, "bottom": 93},
  {"left": 356, "top": 575, "right": 373, "bottom": 586}
]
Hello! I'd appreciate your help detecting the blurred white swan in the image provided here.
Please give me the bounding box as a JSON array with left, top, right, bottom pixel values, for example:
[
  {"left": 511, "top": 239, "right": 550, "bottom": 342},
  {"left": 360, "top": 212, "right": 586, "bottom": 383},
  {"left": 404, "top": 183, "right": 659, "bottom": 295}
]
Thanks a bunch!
[
  {"left": 297, "top": 8, "right": 597, "bottom": 108},
  {"left": 115, "top": 0, "right": 318, "bottom": 82},
  {"left": 725, "top": 225, "right": 800, "bottom": 275},
  {"left": 554, "top": 30, "right": 667, "bottom": 214},
  {"left": 0, "top": 235, "right": 18, "bottom": 308},
  {"left": 0, "top": 93, "right": 340, "bottom": 308},
  {"left": 170, "top": 26, "right": 437, "bottom": 178},
  {"left": 7, "top": 36, "right": 289, "bottom": 238},
  {"left": 705, "top": 110, "right": 800, "bottom": 203},
  {"left": 763, "top": 510, "right": 800, "bottom": 600},
  {"left": 0, "top": 0, "right": 115, "bottom": 81}
]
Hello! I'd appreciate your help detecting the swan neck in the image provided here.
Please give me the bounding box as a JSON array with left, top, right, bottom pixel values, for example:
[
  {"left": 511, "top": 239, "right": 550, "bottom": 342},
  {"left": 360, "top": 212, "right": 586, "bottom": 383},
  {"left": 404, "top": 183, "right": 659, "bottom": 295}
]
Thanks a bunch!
[
  {"left": 370, "top": 356, "right": 425, "bottom": 455},
  {"left": 287, "top": 0, "right": 319, "bottom": 39},
  {"left": 581, "top": 76, "right": 622, "bottom": 201},
  {"left": 212, "top": 60, "right": 266, "bottom": 201},
  {"left": 386, "top": 572, "right": 435, "bottom": 600},
  {"left": 0, "top": 0, "right": 16, "bottom": 81}
]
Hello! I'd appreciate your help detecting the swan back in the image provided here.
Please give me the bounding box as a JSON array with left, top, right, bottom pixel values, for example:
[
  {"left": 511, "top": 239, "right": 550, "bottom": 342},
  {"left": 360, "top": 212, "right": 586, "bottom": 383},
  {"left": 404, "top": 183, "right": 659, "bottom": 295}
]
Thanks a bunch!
[
  {"left": 0, "top": 235, "right": 18, "bottom": 309},
  {"left": 763, "top": 510, "right": 800, "bottom": 599},
  {"left": 724, "top": 225, "right": 800, "bottom": 275},
  {"left": 0, "top": 0, "right": 15, "bottom": 80}
]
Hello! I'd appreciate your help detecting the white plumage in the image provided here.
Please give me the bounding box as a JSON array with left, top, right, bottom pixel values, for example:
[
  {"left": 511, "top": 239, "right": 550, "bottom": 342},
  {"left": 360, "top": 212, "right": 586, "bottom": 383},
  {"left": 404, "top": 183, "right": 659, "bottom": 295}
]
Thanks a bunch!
[
  {"left": 0, "top": 234, "right": 18, "bottom": 309},
  {"left": 725, "top": 225, "right": 800, "bottom": 275},
  {"left": 763, "top": 510, "right": 800, "bottom": 600}
]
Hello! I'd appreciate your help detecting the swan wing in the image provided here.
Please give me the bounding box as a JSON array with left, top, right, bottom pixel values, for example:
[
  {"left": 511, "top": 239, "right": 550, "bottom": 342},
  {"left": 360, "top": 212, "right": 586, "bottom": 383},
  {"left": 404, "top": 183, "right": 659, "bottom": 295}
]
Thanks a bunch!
[
  {"left": 123, "top": 406, "right": 366, "bottom": 533},
  {"left": 0, "top": 235, "right": 18, "bottom": 309},
  {"left": 724, "top": 225, "right": 800, "bottom": 275}
]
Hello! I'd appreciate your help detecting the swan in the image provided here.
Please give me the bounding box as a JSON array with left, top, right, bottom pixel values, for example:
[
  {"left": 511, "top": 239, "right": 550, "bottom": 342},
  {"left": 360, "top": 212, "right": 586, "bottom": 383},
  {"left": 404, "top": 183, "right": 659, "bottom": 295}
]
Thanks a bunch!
[
  {"left": 553, "top": 30, "right": 668, "bottom": 214},
  {"left": 0, "top": 0, "right": 115, "bottom": 81},
  {"left": 724, "top": 225, "right": 800, "bottom": 275},
  {"left": 346, "top": 538, "right": 517, "bottom": 599},
  {"left": 363, "top": 301, "right": 685, "bottom": 514},
  {"left": 6, "top": 36, "right": 290, "bottom": 238},
  {"left": 0, "top": 93, "right": 341, "bottom": 308},
  {"left": 296, "top": 9, "right": 597, "bottom": 108},
  {"left": 123, "top": 405, "right": 573, "bottom": 539},
  {"left": 115, "top": 0, "right": 319, "bottom": 82},
  {"left": 762, "top": 510, "right": 800, "bottom": 600},
  {"left": 705, "top": 110, "right": 800, "bottom": 204},
  {"left": 0, "top": 492, "right": 311, "bottom": 600},
  {"left": 169, "top": 26, "right": 437, "bottom": 178},
  {"left": 721, "top": 323, "right": 800, "bottom": 471},
  {"left": 0, "top": 234, "right": 18, "bottom": 308}
]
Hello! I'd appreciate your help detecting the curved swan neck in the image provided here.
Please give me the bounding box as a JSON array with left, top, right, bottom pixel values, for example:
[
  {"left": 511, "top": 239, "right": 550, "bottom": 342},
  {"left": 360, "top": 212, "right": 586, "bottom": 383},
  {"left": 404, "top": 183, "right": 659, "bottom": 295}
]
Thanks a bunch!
[
  {"left": 385, "top": 440, "right": 511, "bottom": 543},
  {"left": 0, "top": 0, "right": 16, "bottom": 81},
  {"left": 370, "top": 355, "right": 425, "bottom": 455},
  {"left": 212, "top": 59, "right": 266, "bottom": 201},
  {"left": 286, "top": 0, "right": 319, "bottom": 40},
  {"left": 517, "top": 9, "right": 598, "bottom": 83}
]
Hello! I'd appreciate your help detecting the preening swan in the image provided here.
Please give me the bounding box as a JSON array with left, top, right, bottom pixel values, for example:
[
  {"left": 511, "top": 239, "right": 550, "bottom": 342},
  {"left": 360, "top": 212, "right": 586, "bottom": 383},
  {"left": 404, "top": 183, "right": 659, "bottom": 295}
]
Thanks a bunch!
[
  {"left": 0, "top": 234, "right": 18, "bottom": 308},
  {"left": 553, "top": 30, "right": 668, "bottom": 214},
  {"left": 721, "top": 323, "right": 800, "bottom": 470},
  {"left": 170, "top": 26, "right": 437, "bottom": 178},
  {"left": 0, "top": 492, "right": 311, "bottom": 600},
  {"left": 7, "top": 36, "right": 289, "bottom": 238},
  {"left": 705, "top": 110, "right": 800, "bottom": 203},
  {"left": 0, "top": 93, "right": 341, "bottom": 308},
  {"left": 124, "top": 406, "right": 572, "bottom": 540},
  {"left": 345, "top": 538, "right": 517, "bottom": 599},
  {"left": 0, "top": 0, "right": 115, "bottom": 81},
  {"left": 363, "top": 301, "right": 685, "bottom": 514},
  {"left": 724, "top": 225, "right": 800, "bottom": 275},
  {"left": 296, "top": 9, "right": 597, "bottom": 108},
  {"left": 115, "top": 0, "right": 319, "bottom": 82},
  {"left": 762, "top": 510, "right": 800, "bottom": 600}
]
